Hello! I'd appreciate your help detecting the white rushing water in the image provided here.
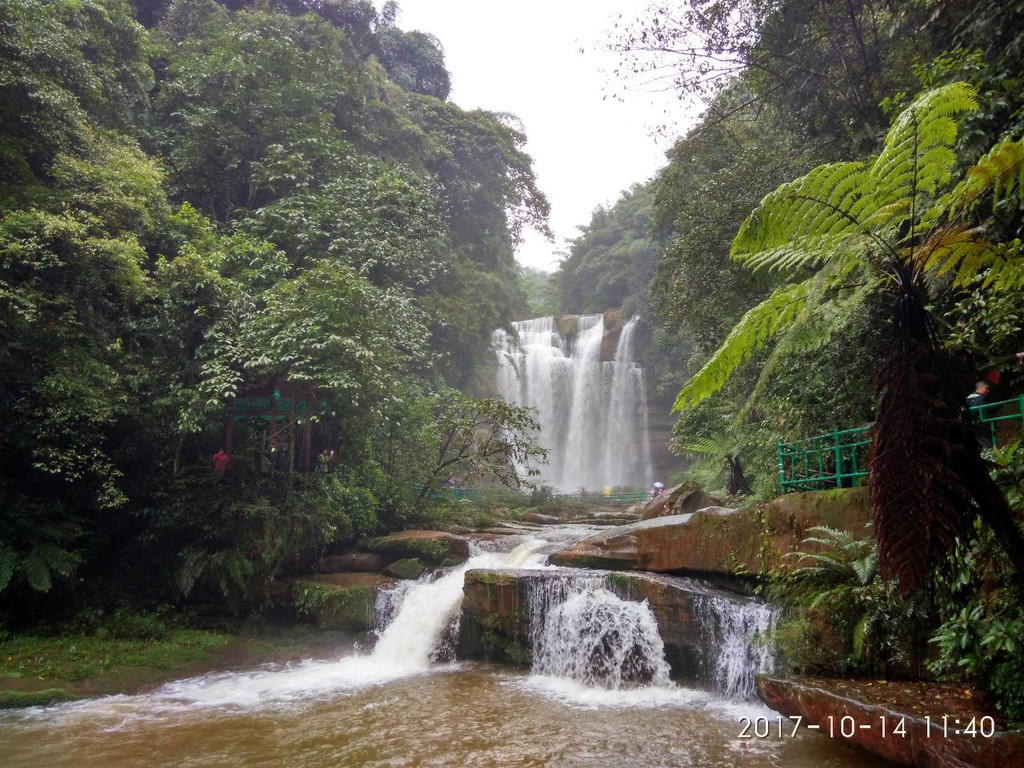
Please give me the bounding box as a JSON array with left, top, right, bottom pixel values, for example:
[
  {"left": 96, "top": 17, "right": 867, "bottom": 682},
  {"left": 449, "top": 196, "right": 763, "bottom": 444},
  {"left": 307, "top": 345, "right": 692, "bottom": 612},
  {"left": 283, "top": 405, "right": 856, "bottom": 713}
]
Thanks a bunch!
[
  {"left": 693, "top": 591, "right": 776, "bottom": 700},
  {"left": 23, "top": 540, "right": 553, "bottom": 720},
  {"left": 8, "top": 533, "right": 773, "bottom": 731},
  {"left": 492, "top": 314, "right": 652, "bottom": 492},
  {"left": 520, "top": 571, "right": 773, "bottom": 703},
  {"left": 532, "top": 589, "right": 672, "bottom": 689}
]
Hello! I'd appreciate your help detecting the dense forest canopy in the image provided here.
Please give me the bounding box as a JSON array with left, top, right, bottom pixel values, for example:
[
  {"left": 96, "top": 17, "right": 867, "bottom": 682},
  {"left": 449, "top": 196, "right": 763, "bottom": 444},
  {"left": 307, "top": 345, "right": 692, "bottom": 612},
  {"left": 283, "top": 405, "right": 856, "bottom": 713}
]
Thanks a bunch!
[
  {"left": 0, "top": 0, "right": 551, "bottom": 617},
  {"left": 4, "top": 0, "right": 1024, "bottom": 721},
  {"left": 549, "top": 0, "right": 1024, "bottom": 718}
]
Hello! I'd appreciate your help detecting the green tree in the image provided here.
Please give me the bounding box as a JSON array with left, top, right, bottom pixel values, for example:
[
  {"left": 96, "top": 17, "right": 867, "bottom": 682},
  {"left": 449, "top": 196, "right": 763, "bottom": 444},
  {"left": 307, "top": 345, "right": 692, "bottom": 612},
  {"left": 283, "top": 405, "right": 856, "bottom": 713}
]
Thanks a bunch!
[{"left": 674, "top": 82, "right": 1024, "bottom": 591}]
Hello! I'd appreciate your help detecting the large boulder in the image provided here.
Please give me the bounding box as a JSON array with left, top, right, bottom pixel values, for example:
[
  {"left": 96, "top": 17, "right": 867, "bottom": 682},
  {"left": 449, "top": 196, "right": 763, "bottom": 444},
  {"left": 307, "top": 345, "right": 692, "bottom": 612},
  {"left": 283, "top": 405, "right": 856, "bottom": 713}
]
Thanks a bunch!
[
  {"left": 360, "top": 530, "right": 470, "bottom": 566},
  {"left": 271, "top": 573, "right": 395, "bottom": 631},
  {"left": 641, "top": 481, "right": 721, "bottom": 520},
  {"left": 757, "top": 675, "right": 1024, "bottom": 768},
  {"left": 523, "top": 512, "right": 560, "bottom": 525},
  {"left": 319, "top": 552, "right": 393, "bottom": 573},
  {"left": 458, "top": 568, "right": 767, "bottom": 689},
  {"left": 550, "top": 487, "right": 872, "bottom": 580}
]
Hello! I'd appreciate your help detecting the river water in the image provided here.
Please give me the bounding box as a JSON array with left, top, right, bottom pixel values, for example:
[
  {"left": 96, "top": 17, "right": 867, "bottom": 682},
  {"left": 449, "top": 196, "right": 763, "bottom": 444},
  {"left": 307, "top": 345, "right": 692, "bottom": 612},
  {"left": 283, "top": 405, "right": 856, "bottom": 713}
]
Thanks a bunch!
[{"left": 0, "top": 532, "right": 887, "bottom": 767}]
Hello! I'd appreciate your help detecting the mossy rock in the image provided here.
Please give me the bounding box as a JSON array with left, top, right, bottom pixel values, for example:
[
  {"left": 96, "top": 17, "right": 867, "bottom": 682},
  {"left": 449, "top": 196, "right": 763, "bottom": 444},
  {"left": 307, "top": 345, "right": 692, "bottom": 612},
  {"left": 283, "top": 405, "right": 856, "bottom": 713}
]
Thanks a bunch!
[
  {"left": 360, "top": 531, "right": 469, "bottom": 566},
  {"left": 551, "top": 487, "right": 872, "bottom": 579},
  {"left": 0, "top": 688, "right": 79, "bottom": 709},
  {"left": 384, "top": 558, "right": 426, "bottom": 580},
  {"left": 286, "top": 573, "right": 394, "bottom": 631}
]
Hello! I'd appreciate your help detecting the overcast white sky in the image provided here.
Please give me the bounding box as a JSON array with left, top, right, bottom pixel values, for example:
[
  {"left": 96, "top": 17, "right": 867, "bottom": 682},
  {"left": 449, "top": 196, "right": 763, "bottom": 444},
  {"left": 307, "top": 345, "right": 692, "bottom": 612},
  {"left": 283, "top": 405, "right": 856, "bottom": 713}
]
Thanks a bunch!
[{"left": 387, "top": 1, "right": 700, "bottom": 272}]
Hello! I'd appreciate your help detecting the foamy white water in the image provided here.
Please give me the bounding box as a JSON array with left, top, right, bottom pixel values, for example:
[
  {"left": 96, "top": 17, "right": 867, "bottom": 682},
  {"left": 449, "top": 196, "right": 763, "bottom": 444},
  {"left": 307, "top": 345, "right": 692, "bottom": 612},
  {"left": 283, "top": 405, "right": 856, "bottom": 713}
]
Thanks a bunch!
[{"left": 16, "top": 540, "right": 551, "bottom": 724}]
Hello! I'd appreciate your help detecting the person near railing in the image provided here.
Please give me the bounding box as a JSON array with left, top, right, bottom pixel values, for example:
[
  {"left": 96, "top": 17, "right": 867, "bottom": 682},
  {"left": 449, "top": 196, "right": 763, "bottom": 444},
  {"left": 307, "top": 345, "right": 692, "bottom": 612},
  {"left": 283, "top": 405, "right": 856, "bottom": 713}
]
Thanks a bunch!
[{"left": 967, "top": 380, "right": 994, "bottom": 448}]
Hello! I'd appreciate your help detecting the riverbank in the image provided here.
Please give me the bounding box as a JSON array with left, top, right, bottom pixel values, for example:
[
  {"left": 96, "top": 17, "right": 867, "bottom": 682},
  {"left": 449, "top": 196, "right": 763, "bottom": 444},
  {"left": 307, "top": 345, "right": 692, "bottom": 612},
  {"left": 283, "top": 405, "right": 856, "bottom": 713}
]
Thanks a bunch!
[{"left": 0, "top": 626, "right": 359, "bottom": 708}]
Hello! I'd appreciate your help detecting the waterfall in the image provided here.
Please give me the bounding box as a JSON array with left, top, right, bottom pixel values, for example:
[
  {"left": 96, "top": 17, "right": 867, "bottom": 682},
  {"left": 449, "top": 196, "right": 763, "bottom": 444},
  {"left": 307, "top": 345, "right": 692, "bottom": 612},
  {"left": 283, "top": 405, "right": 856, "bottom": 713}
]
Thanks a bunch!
[
  {"left": 373, "top": 539, "right": 550, "bottom": 668},
  {"left": 492, "top": 314, "right": 652, "bottom": 492},
  {"left": 532, "top": 589, "right": 672, "bottom": 689},
  {"left": 521, "top": 572, "right": 773, "bottom": 700},
  {"left": 525, "top": 572, "right": 672, "bottom": 692},
  {"left": 117, "top": 540, "right": 551, "bottom": 709},
  {"left": 692, "top": 591, "right": 776, "bottom": 700}
]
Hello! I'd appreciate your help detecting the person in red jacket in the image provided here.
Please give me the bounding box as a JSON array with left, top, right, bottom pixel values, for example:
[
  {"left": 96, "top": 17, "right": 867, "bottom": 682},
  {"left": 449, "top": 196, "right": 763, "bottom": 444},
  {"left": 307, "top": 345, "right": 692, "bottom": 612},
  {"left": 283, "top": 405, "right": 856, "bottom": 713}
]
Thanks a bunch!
[{"left": 212, "top": 448, "right": 231, "bottom": 472}]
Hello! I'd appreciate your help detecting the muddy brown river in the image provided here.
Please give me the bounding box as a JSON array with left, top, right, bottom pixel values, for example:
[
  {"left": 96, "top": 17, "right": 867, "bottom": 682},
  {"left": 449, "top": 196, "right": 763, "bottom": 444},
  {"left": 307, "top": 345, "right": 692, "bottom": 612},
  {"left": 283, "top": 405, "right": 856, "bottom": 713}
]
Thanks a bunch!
[
  {"left": 0, "top": 662, "right": 886, "bottom": 767},
  {"left": 0, "top": 534, "right": 889, "bottom": 767}
]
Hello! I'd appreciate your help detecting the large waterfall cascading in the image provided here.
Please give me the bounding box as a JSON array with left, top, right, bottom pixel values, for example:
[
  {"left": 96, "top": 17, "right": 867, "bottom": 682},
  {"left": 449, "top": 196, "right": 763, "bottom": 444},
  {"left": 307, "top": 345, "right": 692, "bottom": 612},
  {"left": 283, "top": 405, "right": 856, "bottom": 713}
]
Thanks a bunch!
[{"left": 492, "top": 314, "right": 652, "bottom": 492}]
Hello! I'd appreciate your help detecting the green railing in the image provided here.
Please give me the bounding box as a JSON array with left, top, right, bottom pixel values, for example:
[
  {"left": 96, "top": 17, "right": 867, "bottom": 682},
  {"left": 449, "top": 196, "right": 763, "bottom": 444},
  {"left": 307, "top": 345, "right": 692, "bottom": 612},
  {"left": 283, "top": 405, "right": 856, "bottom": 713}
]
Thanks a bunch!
[
  {"left": 778, "top": 426, "right": 871, "bottom": 493},
  {"left": 973, "top": 395, "right": 1024, "bottom": 449},
  {"left": 777, "top": 396, "right": 1024, "bottom": 493}
]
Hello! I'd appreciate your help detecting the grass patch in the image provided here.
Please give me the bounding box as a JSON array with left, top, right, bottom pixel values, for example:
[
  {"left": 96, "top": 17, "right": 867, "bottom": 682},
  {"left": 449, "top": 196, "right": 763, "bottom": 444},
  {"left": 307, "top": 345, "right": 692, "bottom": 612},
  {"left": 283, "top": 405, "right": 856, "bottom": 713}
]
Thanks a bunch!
[
  {"left": 0, "top": 629, "right": 231, "bottom": 683},
  {"left": 0, "top": 688, "right": 80, "bottom": 709}
]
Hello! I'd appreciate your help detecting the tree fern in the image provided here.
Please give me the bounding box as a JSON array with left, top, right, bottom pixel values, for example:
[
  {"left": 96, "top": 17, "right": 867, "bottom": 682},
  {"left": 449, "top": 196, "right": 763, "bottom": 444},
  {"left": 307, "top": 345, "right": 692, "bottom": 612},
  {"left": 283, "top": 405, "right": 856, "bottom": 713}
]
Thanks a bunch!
[
  {"left": 671, "top": 81, "right": 1024, "bottom": 590},
  {"left": 679, "top": 84, "right": 982, "bottom": 413},
  {"left": 673, "top": 279, "right": 811, "bottom": 410},
  {"left": 0, "top": 548, "right": 18, "bottom": 593}
]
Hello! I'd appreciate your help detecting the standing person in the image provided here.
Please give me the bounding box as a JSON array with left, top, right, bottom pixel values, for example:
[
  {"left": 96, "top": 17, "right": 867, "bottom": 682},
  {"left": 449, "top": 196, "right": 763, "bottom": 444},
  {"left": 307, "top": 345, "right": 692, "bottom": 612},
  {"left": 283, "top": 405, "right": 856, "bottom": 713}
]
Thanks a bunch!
[
  {"left": 316, "top": 449, "right": 330, "bottom": 474},
  {"left": 271, "top": 440, "right": 287, "bottom": 472},
  {"left": 967, "top": 380, "right": 993, "bottom": 448},
  {"left": 212, "top": 448, "right": 230, "bottom": 473},
  {"left": 967, "top": 380, "right": 990, "bottom": 409}
]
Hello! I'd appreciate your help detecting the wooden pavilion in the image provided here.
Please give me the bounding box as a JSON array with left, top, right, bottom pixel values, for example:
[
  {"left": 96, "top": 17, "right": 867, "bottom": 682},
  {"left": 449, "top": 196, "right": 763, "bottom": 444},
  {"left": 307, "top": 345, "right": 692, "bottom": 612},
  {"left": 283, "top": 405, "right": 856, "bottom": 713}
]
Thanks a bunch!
[{"left": 224, "top": 378, "right": 328, "bottom": 473}]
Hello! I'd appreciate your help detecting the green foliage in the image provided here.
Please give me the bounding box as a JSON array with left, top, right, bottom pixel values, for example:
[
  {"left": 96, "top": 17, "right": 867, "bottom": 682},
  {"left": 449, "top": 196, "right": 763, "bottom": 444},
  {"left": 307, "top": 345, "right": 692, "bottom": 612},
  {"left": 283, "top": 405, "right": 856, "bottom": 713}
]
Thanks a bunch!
[
  {"left": 0, "top": 0, "right": 554, "bottom": 626},
  {"left": 0, "top": 0, "right": 151, "bottom": 198},
  {"left": 768, "top": 526, "right": 931, "bottom": 677},
  {"left": 555, "top": 184, "right": 661, "bottom": 315},
  {"left": 0, "top": 628, "right": 229, "bottom": 682},
  {"left": 677, "top": 83, "right": 981, "bottom": 410},
  {"left": 927, "top": 494, "right": 1024, "bottom": 720}
]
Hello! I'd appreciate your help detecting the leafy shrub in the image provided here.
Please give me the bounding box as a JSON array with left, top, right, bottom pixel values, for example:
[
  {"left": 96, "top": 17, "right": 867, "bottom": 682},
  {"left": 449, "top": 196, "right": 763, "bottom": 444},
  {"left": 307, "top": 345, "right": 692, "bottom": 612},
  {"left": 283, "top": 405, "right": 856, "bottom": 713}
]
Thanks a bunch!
[{"left": 768, "top": 526, "right": 932, "bottom": 678}]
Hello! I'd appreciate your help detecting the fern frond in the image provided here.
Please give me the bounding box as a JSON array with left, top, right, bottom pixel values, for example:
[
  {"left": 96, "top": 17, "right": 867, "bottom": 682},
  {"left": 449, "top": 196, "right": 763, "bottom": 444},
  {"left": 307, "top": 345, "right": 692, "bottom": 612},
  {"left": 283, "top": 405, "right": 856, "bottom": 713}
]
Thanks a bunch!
[
  {"left": 0, "top": 548, "right": 18, "bottom": 593},
  {"left": 852, "top": 612, "right": 871, "bottom": 659},
  {"left": 672, "top": 279, "right": 811, "bottom": 411},
  {"left": 920, "top": 228, "right": 1024, "bottom": 291},
  {"left": 178, "top": 548, "right": 209, "bottom": 597},
  {"left": 36, "top": 543, "right": 80, "bottom": 578},
  {"left": 20, "top": 550, "right": 52, "bottom": 592},
  {"left": 949, "top": 138, "right": 1024, "bottom": 215},
  {"left": 732, "top": 162, "right": 869, "bottom": 272},
  {"left": 735, "top": 259, "right": 877, "bottom": 423},
  {"left": 676, "top": 434, "right": 732, "bottom": 458},
  {"left": 871, "top": 82, "right": 978, "bottom": 216}
]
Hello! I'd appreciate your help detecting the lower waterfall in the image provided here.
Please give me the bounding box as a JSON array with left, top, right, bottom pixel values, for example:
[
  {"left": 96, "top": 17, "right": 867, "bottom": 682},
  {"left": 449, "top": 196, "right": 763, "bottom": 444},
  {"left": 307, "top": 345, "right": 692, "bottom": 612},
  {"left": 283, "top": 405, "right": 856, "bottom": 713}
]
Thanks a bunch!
[
  {"left": 531, "top": 588, "right": 672, "bottom": 689},
  {"left": 693, "top": 591, "right": 776, "bottom": 700},
  {"left": 520, "top": 571, "right": 773, "bottom": 700}
]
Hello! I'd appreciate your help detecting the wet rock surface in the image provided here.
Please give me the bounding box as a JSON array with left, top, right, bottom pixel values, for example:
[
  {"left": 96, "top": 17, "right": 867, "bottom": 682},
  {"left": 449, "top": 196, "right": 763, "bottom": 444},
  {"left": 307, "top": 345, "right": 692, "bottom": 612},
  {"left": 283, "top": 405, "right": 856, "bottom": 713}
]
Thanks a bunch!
[
  {"left": 319, "top": 552, "right": 393, "bottom": 573},
  {"left": 359, "top": 530, "right": 470, "bottom": 566},
  {"left": 384, "top": 558, "right": 426, "bottom": 580},
  {"left": 458, "top": 567, "right": 764, "bottom": 690},
  {"left": 550, "top": 488, "right": 873, "bottom": 581},
  {"left": 757, "top": 675, "right": 1024, "bottom": 768},
  {"left": 272, "top": 573, "right": 395, "bottom": 631},
  {"left": 640, "top": 482, "right": 722, "bottom": 520}
]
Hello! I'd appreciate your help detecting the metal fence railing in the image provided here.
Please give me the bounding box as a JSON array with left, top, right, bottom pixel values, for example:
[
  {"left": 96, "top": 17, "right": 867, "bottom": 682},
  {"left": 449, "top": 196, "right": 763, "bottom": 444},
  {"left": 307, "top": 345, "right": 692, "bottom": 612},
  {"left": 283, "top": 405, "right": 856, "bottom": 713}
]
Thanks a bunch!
[
  {"left": 778, "top": 426, "right": 871, "bottom": 493},
  {"left": 777, "top": 396, "right": 1024, "bottom": 493}
]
